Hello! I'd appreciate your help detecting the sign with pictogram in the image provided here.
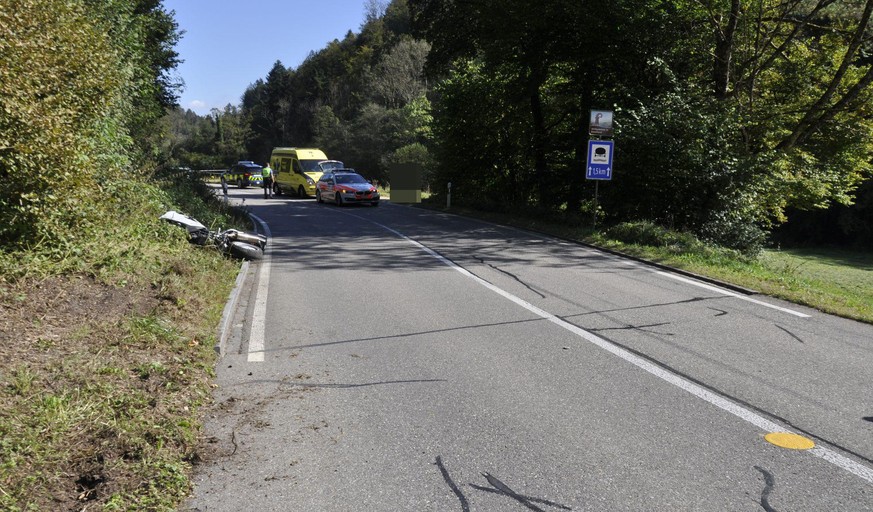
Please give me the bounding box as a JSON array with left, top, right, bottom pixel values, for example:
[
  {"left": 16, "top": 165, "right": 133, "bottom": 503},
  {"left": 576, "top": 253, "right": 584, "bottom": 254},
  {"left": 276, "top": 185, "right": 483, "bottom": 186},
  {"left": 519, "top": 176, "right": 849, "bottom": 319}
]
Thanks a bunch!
[
  {"left": 589, "top": 110, "right": 614, "bottom": 137},
  {"left": 586, "top": 140, "right": 614, "bottom": 180}
]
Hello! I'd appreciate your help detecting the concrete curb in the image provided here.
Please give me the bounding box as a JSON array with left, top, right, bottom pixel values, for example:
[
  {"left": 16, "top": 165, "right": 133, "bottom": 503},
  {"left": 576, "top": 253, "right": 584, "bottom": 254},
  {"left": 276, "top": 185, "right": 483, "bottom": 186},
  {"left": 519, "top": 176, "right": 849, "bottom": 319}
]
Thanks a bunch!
[
  {"left": 214, "top": 212, "right": 270, "bottom": 357},
  {"left": 215, "top": 261, "right": 248, "bottom": 356}
]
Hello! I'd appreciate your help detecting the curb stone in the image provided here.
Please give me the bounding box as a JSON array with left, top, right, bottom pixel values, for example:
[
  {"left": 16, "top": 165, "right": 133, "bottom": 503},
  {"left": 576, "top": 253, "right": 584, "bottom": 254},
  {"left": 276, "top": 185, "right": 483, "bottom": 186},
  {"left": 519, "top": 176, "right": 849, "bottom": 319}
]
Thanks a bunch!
[
  {"left": 215, "top": 261, "right": 248, "bottom": 356},
  {"left": 214, "top": 212, "right": 270, "bottom": 356}
]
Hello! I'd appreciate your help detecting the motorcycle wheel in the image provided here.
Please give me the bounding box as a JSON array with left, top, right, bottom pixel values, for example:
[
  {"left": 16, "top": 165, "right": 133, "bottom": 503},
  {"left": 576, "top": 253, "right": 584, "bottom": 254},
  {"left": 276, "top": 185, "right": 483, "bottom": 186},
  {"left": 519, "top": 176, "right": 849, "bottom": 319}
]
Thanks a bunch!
[{"left": 228, "top": 241, "right": 264, "bottom": 261}]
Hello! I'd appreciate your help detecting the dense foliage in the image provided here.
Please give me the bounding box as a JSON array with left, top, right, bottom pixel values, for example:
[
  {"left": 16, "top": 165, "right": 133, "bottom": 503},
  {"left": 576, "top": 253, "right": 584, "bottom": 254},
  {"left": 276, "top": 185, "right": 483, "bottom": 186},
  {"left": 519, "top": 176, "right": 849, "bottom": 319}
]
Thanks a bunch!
[
  {"left": 0, "top": 0, "right": 182, "bottom": 255},
  {"left": 411, "top": 0, "right": 873, "bottom": 251},
  {"left": 163, "top": 0, "right": 873, "bottom": 251}
]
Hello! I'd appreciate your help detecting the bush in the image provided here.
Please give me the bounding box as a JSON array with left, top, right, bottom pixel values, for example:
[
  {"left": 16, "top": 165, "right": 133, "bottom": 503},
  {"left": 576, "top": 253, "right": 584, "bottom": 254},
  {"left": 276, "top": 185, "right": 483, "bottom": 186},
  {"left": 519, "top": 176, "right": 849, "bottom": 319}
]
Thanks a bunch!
[
  {"left": 604, "top": 221, "right": 704, "bottom": 252},
  {"left": 698, "top": 212, "right": 767, "bottom": 255}
]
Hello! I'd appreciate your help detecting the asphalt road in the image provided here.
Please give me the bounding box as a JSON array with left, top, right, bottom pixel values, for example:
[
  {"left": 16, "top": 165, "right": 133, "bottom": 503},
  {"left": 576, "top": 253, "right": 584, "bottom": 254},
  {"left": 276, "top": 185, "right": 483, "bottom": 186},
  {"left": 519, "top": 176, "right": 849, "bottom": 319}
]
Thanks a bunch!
[{"left": 185, "top": 186, "right": 873, "bottom": 511}]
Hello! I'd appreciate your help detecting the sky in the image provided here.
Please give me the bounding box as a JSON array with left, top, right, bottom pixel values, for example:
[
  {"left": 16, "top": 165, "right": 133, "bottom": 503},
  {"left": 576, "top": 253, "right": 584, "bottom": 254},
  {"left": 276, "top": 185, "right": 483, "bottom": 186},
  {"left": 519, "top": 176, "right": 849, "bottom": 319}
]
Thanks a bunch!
[{"left": 163, "top": 0, "right": 370, "bottom": 116}]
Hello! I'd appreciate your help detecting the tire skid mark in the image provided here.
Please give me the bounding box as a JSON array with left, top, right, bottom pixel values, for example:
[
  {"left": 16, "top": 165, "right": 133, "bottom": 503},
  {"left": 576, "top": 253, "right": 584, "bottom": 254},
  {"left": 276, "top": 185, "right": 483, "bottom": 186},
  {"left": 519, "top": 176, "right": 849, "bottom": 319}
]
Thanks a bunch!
[
  {"left": 560, "top": 297, "right": 720, "bottom": 321},
  {"left": 435, "top": 456, "right": 470, "bottom": 512},
  {"left": 284, "top": 379, "right": 446, "bottom": 389},
  {"left": 774, "top": 324, "right": 805, "bottom": 344},
  {"left": 473, "top": 472, "right": 573, "bottom": 511},
  {"left": 754, "top": 466, "right": 778, "bottom": 512},
  {"left": 588, "top": 321, "right": 674, "bottom": 336},
  {"left": 707, "top": 307, "right": 729, "bottom": 317},
  {"left": 474, "top": 256, "right": 547, "bottom": 299}
]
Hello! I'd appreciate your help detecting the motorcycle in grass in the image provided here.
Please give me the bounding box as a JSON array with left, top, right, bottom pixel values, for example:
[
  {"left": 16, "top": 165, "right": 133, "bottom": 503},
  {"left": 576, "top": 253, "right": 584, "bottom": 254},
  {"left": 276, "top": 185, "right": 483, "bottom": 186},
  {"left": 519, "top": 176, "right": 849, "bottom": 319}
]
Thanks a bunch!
[{"left": 160, "top": 211, "right": 266, "bottom": 261}]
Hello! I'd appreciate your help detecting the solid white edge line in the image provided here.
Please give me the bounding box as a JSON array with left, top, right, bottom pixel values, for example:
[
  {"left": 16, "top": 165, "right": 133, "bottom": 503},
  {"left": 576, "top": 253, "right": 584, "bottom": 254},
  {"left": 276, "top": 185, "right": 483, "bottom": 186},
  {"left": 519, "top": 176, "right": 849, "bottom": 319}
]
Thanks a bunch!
[
  {"left": 247, "top": 215, "right": 271, "bottom": 362},
  {"left": 371, "top": 220, "right": 872, "bottom": 486},
  {"left": 656, "top": 271, "right": 811, "bottom": 318},
  {"left": 811, "top": 446, "right": 873, "bottom": 484}
]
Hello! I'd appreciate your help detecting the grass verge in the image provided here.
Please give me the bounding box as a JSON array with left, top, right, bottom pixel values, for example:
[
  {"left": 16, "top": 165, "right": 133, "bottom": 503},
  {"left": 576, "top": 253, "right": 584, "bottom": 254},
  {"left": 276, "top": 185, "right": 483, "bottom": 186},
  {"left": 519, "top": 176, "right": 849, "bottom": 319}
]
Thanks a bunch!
[{"left": 0, "top": 171, "right": 249, "bottom": 510}]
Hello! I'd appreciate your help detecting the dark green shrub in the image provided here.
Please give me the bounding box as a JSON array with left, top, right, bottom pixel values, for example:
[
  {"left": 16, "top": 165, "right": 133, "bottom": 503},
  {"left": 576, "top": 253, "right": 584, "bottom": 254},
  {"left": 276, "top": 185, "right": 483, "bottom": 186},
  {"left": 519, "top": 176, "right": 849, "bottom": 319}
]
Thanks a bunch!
[{"left": 605, "top": 221, "right": 702, "bottom": 251}]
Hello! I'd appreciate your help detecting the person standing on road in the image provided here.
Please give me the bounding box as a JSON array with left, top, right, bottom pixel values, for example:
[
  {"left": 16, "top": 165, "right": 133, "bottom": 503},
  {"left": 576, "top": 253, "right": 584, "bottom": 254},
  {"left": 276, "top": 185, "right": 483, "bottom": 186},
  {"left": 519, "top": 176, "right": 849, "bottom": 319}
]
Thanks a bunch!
[
  {"left": 261, "top": 163, "right": 273, "bottom": 199},
  {"left": 220, "top": 173, "right": 228, "bottom": 197}
]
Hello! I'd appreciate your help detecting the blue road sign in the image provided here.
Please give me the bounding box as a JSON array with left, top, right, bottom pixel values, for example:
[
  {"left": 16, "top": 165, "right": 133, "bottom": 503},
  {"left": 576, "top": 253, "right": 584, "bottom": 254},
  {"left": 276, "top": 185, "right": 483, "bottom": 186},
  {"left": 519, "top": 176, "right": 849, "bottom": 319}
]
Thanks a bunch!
[{"left": 586, "top": 140, "right": 614, "bottom": 180}]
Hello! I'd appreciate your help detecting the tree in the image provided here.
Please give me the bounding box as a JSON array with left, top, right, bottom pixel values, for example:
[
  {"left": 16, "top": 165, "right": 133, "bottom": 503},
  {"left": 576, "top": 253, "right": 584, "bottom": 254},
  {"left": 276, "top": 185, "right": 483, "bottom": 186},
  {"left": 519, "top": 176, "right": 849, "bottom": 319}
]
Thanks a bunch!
[
  {"left": 212, "top": 105, "right": 252, "bottom": 165},
  {"left": 682, "top": 0, "right": 873, "bottom": 223},
  {"left": 429, "top": 61, "right": 536, "bottom": 208},
  {"left": 0, "top": 0, "right": 184, "bottom": 247},
  {"left": 371, "top": 38, "right": 431, "bottom": 108},
  {"left": 312, "top": 106, "right": 351, "bottom": 158},
  {"left": 0, "top": 0, "right": 183, "bottom": 249},
  {"left": 410, "top": 0, "right": 873, "bottom": 249},
  {"left": 412, "top": 0, "right": 677, "bottom": 206},
  {"left": 87, "top": 0, "right": 183, "bottom": 157}
]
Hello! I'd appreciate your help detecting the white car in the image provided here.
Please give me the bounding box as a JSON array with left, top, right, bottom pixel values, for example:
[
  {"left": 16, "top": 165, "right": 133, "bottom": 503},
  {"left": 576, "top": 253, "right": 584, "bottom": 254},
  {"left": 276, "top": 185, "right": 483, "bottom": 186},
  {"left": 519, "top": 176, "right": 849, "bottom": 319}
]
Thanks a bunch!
[{"left": 315, "top": 170, "right": 380, "bottom": 207}]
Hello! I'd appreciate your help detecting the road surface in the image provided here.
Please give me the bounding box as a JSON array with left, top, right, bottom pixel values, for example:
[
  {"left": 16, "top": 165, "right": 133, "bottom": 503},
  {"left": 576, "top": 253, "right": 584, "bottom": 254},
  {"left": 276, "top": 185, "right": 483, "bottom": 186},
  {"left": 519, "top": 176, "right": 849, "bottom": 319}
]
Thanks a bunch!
[{"left": 185, "top": 186, "right": 873, "bottom": 511}]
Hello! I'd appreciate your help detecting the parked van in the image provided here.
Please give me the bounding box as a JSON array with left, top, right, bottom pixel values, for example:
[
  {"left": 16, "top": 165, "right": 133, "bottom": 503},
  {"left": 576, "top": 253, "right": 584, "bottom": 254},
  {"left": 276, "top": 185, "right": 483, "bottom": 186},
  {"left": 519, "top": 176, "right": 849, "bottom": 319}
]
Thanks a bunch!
[{"left": 270, "top": 148, "right": 329, "bottom": 197}]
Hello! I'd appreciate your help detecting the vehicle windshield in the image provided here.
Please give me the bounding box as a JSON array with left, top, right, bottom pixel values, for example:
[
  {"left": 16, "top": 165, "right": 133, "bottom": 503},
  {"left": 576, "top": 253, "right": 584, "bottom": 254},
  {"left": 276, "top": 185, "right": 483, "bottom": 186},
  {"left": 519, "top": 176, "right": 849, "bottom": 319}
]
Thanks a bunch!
[
  {"left": 300, "top": 159, "right": 327, "bottom": 172},
  {"left": 335, "top": 174, "right": 368, "bottom": 184},
  {"left": 319, "top": 160, "right": 345, "bottom": 172}
]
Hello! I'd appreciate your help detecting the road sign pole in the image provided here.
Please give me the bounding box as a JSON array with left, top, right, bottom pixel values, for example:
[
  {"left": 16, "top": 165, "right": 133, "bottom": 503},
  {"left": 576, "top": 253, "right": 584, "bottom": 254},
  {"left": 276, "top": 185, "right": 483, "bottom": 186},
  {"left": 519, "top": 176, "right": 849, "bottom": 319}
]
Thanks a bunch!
[
  {"left": 593, "top": 181, "right": 599, "bottom": 229},
  {"left": 586, "top": 109, "right": 615, "bottom": 231}
]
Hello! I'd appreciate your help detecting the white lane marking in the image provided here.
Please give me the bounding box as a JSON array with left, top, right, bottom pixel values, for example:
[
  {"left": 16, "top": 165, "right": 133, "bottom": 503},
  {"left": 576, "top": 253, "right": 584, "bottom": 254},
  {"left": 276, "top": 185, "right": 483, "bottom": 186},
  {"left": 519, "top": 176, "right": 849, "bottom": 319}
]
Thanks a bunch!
[
  {"left": 247, "top": 215, "right": 271, "bottom": 362},
  {"left": 392, "top": 205, "right": 811, "bottom": 319},
  {"left": 811, "top": 446, "right": 873, "bottom": 483},
  {"left": 368, "top": 220, "right": 872, "bottom": 486},
  {"left": 656, "top": 271, "right": 811, "bottom": 318}
]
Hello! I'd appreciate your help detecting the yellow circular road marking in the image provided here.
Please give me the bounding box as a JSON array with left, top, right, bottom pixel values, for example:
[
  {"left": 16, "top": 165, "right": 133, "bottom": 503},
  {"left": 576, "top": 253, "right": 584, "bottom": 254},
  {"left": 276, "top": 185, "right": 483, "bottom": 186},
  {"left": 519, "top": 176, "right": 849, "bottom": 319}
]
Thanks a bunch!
[{"left": 765, "top": 432, "right": 815, "bottom": 450}]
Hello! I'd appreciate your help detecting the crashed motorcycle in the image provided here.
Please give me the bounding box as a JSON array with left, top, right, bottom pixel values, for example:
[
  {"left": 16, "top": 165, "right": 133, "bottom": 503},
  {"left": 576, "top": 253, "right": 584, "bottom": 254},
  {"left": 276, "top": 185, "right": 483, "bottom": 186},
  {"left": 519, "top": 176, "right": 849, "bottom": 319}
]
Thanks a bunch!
[{"left": 160, "top": 211, "right": 267, "bottom": 261}]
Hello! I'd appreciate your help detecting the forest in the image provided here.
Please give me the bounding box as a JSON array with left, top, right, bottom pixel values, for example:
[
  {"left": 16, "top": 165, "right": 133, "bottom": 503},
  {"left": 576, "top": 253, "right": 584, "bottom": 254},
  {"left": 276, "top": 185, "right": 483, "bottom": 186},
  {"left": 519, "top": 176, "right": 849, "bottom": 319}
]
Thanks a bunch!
[
  {"left": 4, "top": 0, "right": 871, "bottom": 256},
  {"left": 163, "top": 0, "right": 873, "bottom": 253},
  {"left": 1, "top": 0, "right": 182, "bottom": 257}
]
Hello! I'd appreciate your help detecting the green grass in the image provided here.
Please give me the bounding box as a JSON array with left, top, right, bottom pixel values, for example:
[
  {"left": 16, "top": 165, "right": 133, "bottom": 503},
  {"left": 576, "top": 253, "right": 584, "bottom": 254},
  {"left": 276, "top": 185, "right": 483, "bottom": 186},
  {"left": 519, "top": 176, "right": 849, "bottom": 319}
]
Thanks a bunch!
[
  {"left": 0, "top": 173, "right": 245, "bottom": 510},
  {"left": 755, "top": 248, "right": 873, "bottom": 320},
  {"left": 595, "top": 241, "right": 872, "bottom": 322}
]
